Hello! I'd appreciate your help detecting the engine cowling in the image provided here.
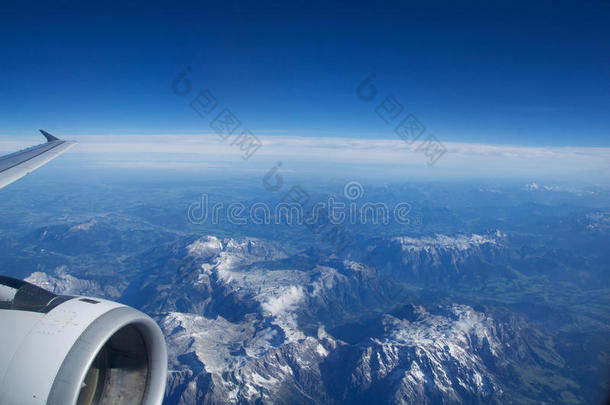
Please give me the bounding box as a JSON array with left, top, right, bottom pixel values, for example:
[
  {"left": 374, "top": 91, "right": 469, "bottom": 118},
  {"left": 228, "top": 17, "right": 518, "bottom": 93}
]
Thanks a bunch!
[{"left": 0, "top": 276, "right": 167, "bottom": 405}]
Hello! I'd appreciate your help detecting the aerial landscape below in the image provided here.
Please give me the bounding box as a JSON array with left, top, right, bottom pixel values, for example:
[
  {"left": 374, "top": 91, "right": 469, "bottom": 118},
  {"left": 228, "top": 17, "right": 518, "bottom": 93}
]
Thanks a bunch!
[{"left": 1, "top": 175, "right": 608, "bottom": 404}]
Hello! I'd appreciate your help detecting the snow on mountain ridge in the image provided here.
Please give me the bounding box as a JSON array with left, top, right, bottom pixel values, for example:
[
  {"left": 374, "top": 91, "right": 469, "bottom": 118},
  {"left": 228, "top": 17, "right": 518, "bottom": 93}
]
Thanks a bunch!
[
  {"left": 25, "top": 266, "right": 124, "bottom": 298},
  {"left": 346, "top": 305, "right": 503, "bottom": 403},
  {"left": 186, "top": 236, "right": 287, "bottom": 283},
  {"left": 162, "top": 310, "right": 333, "bottom": 404},
  {"left": 161, "top": 311, "right": 282, "bottom": 374},
  {"left": 187, "top": 236, "right": 286, "bottom": 262},
  {"left": 186, "top": 235, "right": 223, "bottom": 258},
  {"left": 391, "top": 233, "right": 499, "bottom": 252},
  {"left": 68, "top": 219, "right": 97, "bottom": 232},
  {"left": 381, "top": 305, "right": 501, "bottom": 357}
]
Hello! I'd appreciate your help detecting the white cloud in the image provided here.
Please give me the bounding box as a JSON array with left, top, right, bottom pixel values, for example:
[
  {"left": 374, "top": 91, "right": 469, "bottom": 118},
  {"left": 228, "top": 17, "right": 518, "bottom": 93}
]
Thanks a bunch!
[
  {"left": 1, "top": 133, "right": 609, "bottom": 181},
  {"left": 261, "top": 285, "right": 304, "bottom": 316}
]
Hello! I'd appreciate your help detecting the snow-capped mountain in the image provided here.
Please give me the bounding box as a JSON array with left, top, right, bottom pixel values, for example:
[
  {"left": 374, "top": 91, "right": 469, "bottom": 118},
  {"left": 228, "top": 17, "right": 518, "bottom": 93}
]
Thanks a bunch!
[
  {"left": 161, "top": 301, "right": 510, "bottom": 404},
  {"left": 325, "top": 305, "right": 505, "bottom": 404},
  {"left": 344, "top": 233, "right": 508, "bottom": 290},
  {"left": 25, "top": 233, "right": 590, "bottom": 404}
]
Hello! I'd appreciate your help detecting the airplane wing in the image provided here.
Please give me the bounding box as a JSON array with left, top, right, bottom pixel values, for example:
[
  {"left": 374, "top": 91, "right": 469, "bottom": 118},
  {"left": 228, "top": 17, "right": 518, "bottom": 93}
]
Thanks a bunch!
[{"left": 0, "top": 130, "right": 76, "bottom": 189}]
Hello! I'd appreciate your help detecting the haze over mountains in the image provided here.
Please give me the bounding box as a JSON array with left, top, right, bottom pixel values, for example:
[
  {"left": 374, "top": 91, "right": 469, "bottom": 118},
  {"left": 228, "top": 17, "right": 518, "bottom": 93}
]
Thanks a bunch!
[{"left": 2, "top": 176, "right": 609, "bottom": 404}]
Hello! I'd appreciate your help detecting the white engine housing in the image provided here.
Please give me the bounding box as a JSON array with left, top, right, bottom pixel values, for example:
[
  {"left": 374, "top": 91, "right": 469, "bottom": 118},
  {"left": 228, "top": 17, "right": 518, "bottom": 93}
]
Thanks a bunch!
[{"left": 0, "top": 277, "right": 167, "bottom": 405}]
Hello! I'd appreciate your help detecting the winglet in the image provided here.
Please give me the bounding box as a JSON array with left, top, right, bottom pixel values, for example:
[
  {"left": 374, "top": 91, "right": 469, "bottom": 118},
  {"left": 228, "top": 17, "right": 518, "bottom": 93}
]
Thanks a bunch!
[{"left": 40, "top": 129, "right": 60, "bottom": 142}]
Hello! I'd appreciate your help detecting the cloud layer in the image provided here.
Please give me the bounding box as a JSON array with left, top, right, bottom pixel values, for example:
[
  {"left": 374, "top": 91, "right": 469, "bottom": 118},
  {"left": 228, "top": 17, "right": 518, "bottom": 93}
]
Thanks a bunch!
[{"left": 2, "top": 133, "right": 609, "bottom": 182}]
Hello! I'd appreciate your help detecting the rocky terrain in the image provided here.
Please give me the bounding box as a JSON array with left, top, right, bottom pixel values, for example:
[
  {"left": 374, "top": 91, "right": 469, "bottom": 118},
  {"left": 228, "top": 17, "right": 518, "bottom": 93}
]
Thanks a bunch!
[{"left": 26, "top": 231, "right": 598, "bottom": 404}]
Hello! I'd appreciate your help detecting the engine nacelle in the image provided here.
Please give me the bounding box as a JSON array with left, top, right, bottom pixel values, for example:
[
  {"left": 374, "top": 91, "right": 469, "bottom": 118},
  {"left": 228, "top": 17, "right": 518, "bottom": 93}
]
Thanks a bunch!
[{"left": 0, "top": 276, "right": 167, "bottom": 405}]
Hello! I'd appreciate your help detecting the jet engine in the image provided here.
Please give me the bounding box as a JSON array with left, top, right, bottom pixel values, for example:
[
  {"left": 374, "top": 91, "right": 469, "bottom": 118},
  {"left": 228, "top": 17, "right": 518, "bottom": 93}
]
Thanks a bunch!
[{"left": 0, "top": 276, "right": 167, "bottom": 405}]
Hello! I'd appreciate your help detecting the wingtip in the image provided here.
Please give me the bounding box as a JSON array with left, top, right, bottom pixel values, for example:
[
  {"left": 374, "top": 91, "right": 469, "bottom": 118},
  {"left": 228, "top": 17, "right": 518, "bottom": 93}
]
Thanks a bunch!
[{"left": 39, "top": 129, "right": 60, "bottom": 142}]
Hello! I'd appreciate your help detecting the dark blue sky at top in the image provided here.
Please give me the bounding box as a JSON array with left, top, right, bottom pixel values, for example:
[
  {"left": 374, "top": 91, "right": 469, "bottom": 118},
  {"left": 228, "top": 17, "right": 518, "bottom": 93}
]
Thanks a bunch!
[{"left": 0, "top": 1, "right": 608, "bottom": 146}]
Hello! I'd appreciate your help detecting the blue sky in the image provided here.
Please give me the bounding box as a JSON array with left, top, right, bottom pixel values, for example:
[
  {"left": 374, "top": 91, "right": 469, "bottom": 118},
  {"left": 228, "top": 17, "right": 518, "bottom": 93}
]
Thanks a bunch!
[{"left": 0, "top": 1, "right": 609, "bottom": 147}]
